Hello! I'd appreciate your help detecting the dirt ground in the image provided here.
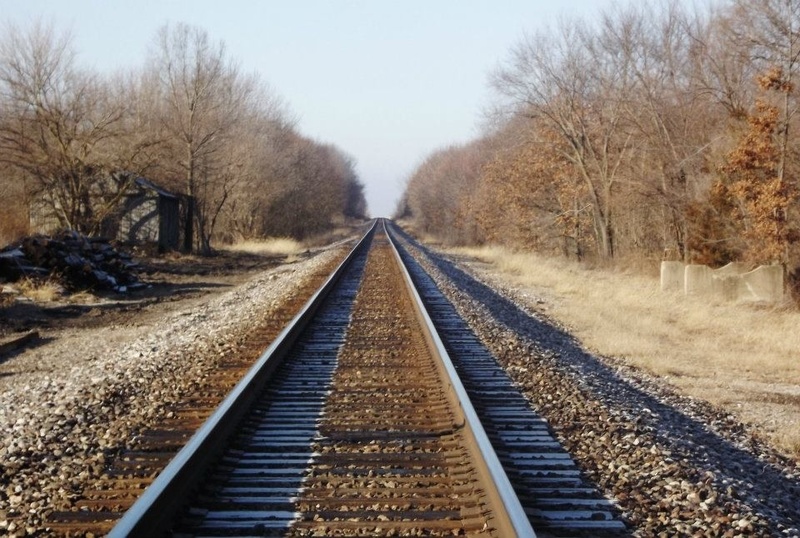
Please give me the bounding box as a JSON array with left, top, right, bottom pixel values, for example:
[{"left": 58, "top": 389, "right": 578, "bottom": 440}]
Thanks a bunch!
[{"left": 0, "top": 248, "right": 291, "bottom": 346}]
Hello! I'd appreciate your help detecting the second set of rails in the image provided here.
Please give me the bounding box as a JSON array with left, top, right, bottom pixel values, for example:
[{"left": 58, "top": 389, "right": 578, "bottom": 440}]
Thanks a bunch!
[{"left": 110, "top": 220, "right": 625, "bottom": 537}]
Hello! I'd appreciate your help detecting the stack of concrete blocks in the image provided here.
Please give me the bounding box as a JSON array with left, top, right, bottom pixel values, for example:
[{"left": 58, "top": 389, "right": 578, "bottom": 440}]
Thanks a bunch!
[{"left": 660, "top": 261, "right": 783, "bottom": 303}]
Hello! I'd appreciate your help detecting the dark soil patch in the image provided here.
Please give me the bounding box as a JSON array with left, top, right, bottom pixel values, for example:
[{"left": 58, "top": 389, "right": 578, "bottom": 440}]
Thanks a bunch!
[{"left": 0, "top": 249, "right": 288, "bottom": 341}]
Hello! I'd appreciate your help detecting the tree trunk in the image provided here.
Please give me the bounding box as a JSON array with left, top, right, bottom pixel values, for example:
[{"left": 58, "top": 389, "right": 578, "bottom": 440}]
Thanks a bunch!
[{"left": 183, "top": 196, "right": 194, "bottom": 253}]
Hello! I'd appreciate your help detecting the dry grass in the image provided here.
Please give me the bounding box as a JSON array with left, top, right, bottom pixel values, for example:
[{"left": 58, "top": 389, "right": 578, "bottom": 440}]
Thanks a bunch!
[
  {"left": 16, "top": 278, "right": 64, "bottom": 303},
  {"left": 68, "top": 290, "right": 102, "bottom": 304},
  {"left": 0, "top": 292, "right": 13, "bottom": 308},
  {"left": 451, "top": 244, "right": 800, "bottom": 459},
  {"left": 304, "top": 226, "right": 357, "bottom": 248},
  {"left": 220, "top": 237, "right": 305, "bottom": 258}
]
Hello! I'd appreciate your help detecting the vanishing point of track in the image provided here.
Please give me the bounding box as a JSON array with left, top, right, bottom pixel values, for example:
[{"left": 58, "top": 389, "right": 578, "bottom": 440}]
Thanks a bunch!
[{"left": 84, "top": 220, "right": 626, "bottom": 536}]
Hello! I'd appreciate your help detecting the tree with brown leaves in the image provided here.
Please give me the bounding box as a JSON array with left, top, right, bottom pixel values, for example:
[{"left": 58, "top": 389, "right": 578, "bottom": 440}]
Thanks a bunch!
[{"left": 717, "top": 71, "right": 798, "bottom": 265}]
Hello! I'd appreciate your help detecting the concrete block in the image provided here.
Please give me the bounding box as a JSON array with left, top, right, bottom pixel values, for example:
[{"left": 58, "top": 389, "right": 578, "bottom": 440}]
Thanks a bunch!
[
  {"left": 740, "top": 265, "right": 783, "bottom": 302},
  {"left": 685, "top": 264, "right": 713, "bottom": 296},
  {"left": 713, "top": 262, "right": 748, "bottom": 277},
  {"left": 663, "top": 261, "right": 783, "bottom": 303},
  {"left": 660, "top": 261, "right": 684, "bottom": 292},
  {"left": 712, "top": 274, "right": 743, "bottom": 301}
]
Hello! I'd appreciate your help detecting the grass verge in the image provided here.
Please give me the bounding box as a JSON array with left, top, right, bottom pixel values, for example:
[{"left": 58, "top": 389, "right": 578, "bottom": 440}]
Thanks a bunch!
[
  {"left": 450, "top": 244, "right": 800, "bottom": 459},
  {"left": 219, "top": 237, "right": 304, "bottom": 258}
]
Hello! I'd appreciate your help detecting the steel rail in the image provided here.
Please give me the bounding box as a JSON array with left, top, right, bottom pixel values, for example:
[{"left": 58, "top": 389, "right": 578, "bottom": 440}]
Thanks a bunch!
[
  {"left": 111, "top": 217, "right": 537, "bottom": 536},
  {"left": 108, "top": 220, "right": 378, "bottom": 538},
  {"left": 383, "top": 220, "right": 537, "bottom": 537},
  {"left": 386, "top": 222, "right": 626, "bottom": 535}
]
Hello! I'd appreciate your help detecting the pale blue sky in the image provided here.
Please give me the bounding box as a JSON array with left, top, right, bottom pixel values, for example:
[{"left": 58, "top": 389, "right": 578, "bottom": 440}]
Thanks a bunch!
[{"left": 3, "top": 0, "right": 629, "bottom": 217}]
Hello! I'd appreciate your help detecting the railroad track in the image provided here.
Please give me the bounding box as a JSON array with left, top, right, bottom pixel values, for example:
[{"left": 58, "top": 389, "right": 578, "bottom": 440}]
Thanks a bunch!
[
  {"left": 104, "top": 219, "right": 625, "bottom": 537},
  {"left": 42, "top": 246, "right": 352, "bottom": 536}
]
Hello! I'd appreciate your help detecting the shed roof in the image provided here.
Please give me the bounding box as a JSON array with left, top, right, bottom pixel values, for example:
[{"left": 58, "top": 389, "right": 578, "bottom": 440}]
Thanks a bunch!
[{"left": 133, "top": 176, "right": 180, "bottom": 200}]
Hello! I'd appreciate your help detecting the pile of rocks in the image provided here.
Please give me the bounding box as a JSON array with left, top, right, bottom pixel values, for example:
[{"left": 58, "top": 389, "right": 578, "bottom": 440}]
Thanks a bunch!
[{"left": 0, "top": 230, "right": 142, "bottom": 293}]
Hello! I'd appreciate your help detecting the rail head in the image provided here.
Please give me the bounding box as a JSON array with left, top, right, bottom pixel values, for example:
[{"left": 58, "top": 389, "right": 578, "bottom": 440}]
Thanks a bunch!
[
  {"left": 383, "top": 219, "right": 537, "bottom": 538},
  {"left": 109, "top": 219, "right": 378, "bottom": 538}
]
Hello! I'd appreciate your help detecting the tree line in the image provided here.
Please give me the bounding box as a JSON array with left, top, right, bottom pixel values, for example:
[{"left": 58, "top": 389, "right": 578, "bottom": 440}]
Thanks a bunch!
[
  {"left": 399, "top": 0, "right": 800, "bottom": 289},
  {"left": 0, "top": 21, "right": 367, "bottom": 253}
]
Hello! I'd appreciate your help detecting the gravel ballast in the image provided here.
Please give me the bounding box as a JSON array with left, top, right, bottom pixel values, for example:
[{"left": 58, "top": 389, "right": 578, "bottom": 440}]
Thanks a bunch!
[{"left": 0, "top": 246, "right": 344, "bottom": 536}]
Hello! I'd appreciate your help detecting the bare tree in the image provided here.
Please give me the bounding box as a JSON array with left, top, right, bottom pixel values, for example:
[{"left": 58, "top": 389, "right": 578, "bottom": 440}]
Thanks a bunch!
[
  {"left": 0, "top": 20, "right": 126, "bottom": 234},
  {"left": 731, "top": 0, "right": 800, "bottom": 183},
  {"left": 684, "top": 0, "right": 800, "bottom": 266},
  {"left": 604, "top": 1, "right": 724, "bottom": 260},
  {"left": 333, "top": 149, "right": 367, "bottom": 220},
  {"left": 475, "top": 119, "right": 591, "bottom": 257},
  {"left": 688, "top": 5, "right": 757, "bottom": 120},
  {"left": 220, "top": 117, "right": 293, "bottom": 240},
  {"left": 493, "top": 18, "right": 636, "bottom": 258},
  {"left": 149, "top": 22, "right": 257, "bottom": 253},
  {"left": 404, "top": 140, "right": 489, "bottom": 245},
  {"left": 265, "top": 139, "right": 349, "bottom": 238}
]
